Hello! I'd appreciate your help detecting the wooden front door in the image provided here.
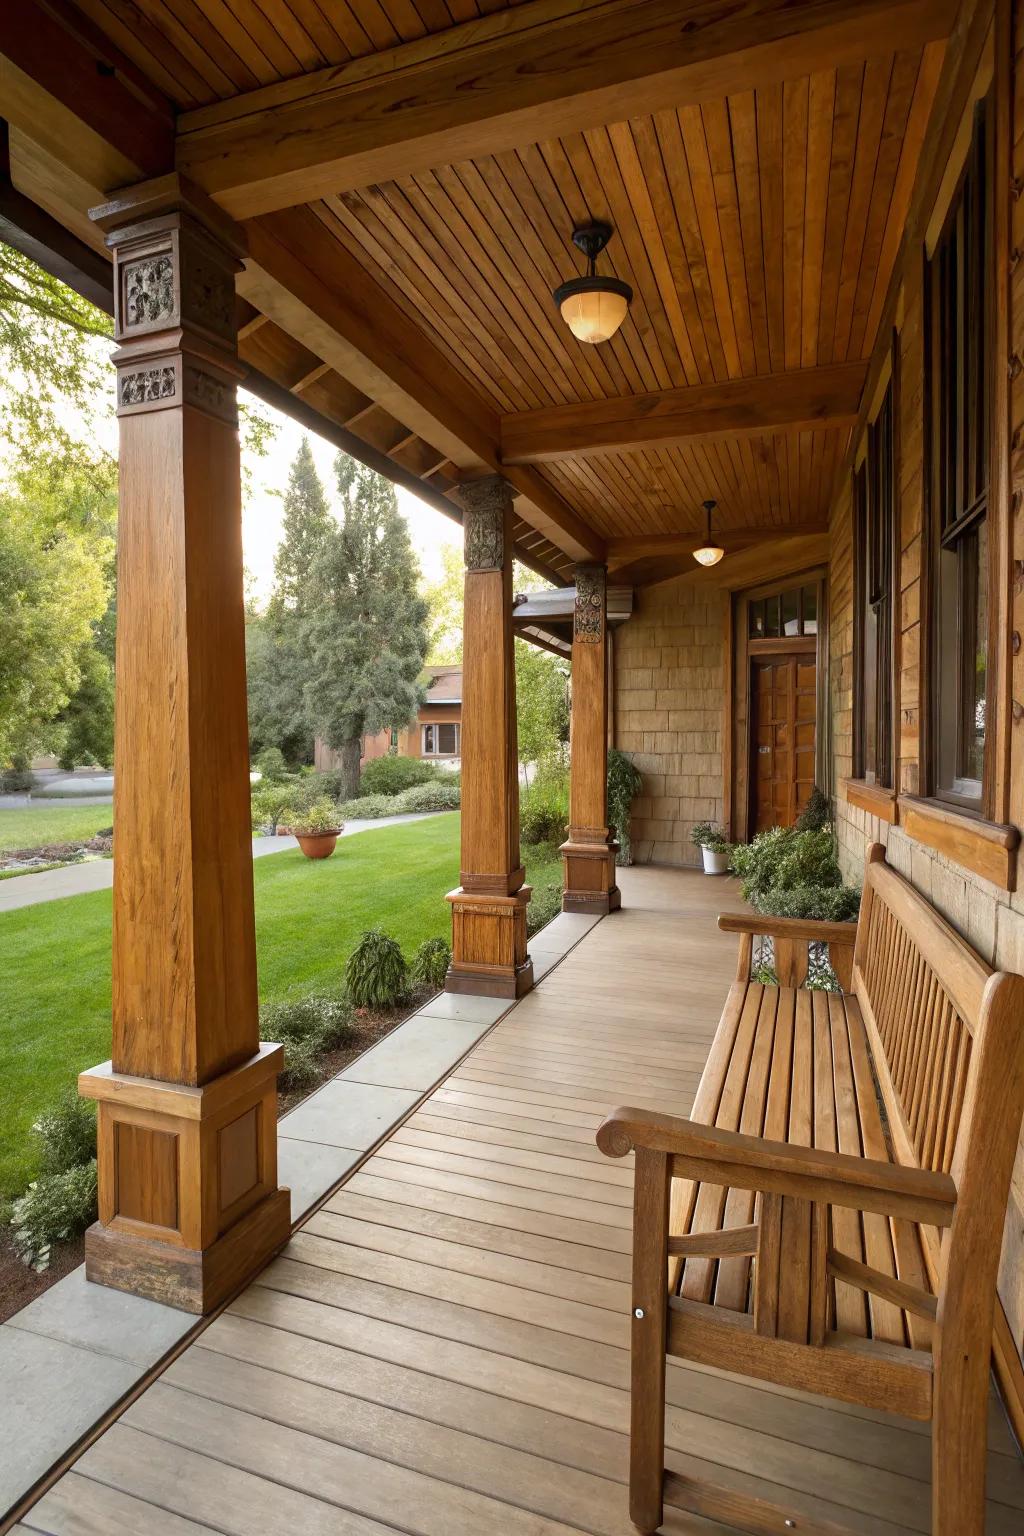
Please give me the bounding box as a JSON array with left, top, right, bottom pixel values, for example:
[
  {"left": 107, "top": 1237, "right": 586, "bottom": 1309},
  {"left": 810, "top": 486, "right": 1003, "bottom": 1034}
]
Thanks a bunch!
[{"left": 751, "top": 653, "right": 817, "bottom": 832}]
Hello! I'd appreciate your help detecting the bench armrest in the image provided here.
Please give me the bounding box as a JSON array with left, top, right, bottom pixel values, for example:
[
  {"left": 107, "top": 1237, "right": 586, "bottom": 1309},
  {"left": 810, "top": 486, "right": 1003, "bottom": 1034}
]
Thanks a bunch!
[
  {"left": 597, "top": 1107, "right": 956, "bottom": 1227},
  {"left": 717, "top": 913, "right": 856, "bottom": 946}
]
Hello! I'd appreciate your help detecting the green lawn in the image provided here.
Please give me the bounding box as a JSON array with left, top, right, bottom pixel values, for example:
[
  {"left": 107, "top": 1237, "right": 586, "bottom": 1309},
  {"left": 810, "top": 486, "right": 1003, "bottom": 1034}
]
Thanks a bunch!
[
  {"left": 0, "top": 814, "right": 561, "bottom": 1201},
  {"left": 0, "top": 804, "right": 114, "bottom": 853}
]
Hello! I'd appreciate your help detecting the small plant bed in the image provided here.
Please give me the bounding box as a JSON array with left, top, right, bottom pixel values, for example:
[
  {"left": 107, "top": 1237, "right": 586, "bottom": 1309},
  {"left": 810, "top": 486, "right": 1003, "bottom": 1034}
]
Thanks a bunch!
[
  {"left": 0, "top": 806, "right": 114, "bottom": 854},
  {"left": 0, "top": 831, "right": 112, "bottom": 879}
]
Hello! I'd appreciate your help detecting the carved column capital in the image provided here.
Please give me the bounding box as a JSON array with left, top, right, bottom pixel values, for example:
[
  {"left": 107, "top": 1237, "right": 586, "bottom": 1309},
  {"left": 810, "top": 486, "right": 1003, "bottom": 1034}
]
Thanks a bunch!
[
  {"left": 574, "top": 563, "right": 607, "bottom": 643},
  {"left": 459, "top": 475, "right": 513, "bottom": 572},
  {"left": 91, "top": 173, "right": 245, "bottom": 424}
]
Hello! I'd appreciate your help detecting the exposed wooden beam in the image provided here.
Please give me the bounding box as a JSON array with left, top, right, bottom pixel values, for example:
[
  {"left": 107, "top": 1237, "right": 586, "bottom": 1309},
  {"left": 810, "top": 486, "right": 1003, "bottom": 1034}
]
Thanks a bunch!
[
  {"left": 176, "top": 0, "right": 957, "bottom": 218},
  {"left": 0, "top": 0, "right": 173, "bottom": 193},
  {"left": 241, "top": 207, "right": 604, "bottom": 563},
  {"left": 606, "top": 521, "right": 831, "bottom": 571},
  {"left": 0, "top": 120, "right": 112, "bottom": 313},
  {"left": 501, "top": 365, "right": 867, "bottom": 464},
  {"left": 639, "top": 533, "right": 831, "bottom": 591}
]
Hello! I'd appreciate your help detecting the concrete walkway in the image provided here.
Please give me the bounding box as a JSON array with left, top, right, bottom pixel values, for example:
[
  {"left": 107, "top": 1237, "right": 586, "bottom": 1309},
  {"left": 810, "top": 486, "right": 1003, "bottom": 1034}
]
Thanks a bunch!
[{"left": 0, "top": 814, "right": 435, "bottom": 915}]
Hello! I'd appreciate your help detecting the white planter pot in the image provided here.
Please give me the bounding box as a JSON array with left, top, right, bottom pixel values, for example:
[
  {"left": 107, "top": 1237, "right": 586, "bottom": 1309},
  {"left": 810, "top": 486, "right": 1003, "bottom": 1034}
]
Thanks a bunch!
[{"left": 701, "top": 845, "right": 731, "bottom": 875}]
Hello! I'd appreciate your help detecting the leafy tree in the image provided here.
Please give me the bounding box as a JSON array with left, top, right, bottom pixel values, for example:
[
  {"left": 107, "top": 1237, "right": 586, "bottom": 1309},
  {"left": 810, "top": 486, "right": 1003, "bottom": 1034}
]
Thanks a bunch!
[
  {"left": 270, "top": 435, "right": 334, "bottom": 613},
  {"left": 515, "top": 639, "right": 569, "bottom": 770},
  {"left": 304, "top": 456, "right": 428, "bottom": 798},
  {"left": 423, "top": 541, "right": 463, "bottom": 663}
]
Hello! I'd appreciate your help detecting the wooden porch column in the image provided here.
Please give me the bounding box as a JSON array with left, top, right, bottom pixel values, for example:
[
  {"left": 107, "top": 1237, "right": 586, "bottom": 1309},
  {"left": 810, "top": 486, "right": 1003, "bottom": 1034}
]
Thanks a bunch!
[
  {"left": 562, "top": 565, "right": 620, "bottom": 914},
  {"left": 446, "top": 476, "right": 533, "bottom": 998},
  {"left": 78, "top": 174, "right": 289, "bottom": 1314}
]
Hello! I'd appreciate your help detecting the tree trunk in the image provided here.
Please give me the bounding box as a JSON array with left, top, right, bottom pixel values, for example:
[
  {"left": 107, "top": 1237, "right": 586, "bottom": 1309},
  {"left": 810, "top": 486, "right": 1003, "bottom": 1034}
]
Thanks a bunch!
[{"left": 337, "top": 736, "right": 361, "bottom": 800}]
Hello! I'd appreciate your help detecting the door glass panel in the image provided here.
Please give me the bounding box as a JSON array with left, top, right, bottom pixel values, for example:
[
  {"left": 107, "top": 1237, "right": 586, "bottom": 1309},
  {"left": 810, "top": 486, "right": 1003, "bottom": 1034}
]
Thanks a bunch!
[
  {"left": 782, "top": 588, "right": 800, "bottom": 636},
  {"left": 802, "top": 585, "right": 818, "bottom": 634}
]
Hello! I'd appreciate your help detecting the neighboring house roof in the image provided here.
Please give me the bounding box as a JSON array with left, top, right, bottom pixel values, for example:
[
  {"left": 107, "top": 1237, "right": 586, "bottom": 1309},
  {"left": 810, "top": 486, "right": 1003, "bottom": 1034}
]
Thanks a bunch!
[{"left": 420, "top": 665, "right": 462, "bottom": 705}]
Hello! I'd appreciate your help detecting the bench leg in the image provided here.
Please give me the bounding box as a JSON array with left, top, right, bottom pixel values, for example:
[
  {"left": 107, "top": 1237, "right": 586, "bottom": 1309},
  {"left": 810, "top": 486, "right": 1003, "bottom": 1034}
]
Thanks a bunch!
[
  {"left": 631, "top": 1149, "right": 670, "bottom": 1533},
  {"left": 931, "top": 1357, "right": 988, "bottom": 1536}
]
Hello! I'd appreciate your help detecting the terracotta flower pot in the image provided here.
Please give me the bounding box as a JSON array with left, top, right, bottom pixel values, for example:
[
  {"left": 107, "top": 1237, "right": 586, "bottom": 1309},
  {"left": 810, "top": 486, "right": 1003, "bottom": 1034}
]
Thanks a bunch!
[{"left": 294, "top": 830, "right": 340, "bottom": 859}]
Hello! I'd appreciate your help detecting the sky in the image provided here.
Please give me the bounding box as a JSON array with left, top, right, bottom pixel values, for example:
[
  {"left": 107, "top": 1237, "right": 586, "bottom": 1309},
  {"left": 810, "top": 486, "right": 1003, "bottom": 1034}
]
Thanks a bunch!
[{"left": 241, "top": 396, "right": 462, "bottom": 603}]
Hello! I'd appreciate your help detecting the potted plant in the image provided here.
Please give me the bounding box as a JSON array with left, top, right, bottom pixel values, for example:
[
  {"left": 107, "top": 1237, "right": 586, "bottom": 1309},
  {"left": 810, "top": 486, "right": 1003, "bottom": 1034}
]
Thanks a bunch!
[
  {"left": 691, "top": 821, "right": 731, "bottom": 875},
  {"left": 285, "top": 799, "right": 343, "bottom": 860}
]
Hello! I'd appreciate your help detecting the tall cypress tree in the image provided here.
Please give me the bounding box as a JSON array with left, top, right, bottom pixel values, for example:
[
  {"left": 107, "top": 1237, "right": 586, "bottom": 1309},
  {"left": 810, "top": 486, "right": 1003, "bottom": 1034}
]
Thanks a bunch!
[
  {"left": 303, "top": 456, "right": 428, "bottom": 798},
  {"left": 247, "top": 437, "right": 333, "bottom": 765}
]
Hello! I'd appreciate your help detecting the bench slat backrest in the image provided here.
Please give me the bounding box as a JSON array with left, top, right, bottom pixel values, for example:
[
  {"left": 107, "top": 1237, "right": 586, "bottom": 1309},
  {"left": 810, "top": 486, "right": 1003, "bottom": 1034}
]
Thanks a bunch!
[{"left": 852, "top": 845, "right": 990, "bottom": 1178}]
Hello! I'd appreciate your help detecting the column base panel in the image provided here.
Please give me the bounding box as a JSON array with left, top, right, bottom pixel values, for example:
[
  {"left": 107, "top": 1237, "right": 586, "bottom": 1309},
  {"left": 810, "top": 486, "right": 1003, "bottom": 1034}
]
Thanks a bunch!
[
  {"left": 562, "top": 886, "right": 621, "bottom": 916},
  {"left": 83, "top": 1184, "right": 292, "bottom": 1315},
  {"left": 445, "top": 957, "right": 535, "bottom": 1000}
]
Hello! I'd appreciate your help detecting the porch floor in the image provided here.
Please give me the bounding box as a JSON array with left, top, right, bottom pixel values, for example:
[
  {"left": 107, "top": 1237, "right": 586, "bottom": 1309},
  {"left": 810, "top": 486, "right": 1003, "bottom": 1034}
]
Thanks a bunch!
[{"left": 15, "top": 868, "right": 1024, "bottom": 1536}]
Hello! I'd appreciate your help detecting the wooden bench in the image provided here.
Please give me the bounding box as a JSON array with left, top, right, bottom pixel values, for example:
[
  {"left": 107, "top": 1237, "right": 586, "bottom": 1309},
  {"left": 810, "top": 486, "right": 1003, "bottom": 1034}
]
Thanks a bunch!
[{"left": 598, "top": 844, "right": 1024, "bottom": 1536}]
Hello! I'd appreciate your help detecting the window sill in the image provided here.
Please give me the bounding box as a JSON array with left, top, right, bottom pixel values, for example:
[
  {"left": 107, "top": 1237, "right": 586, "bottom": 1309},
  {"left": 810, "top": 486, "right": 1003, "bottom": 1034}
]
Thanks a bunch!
[
  {"left": 842, "top": 779, "right": 898, "bottom": 823},
  {"left": 897, "top": 795, "right": 1019, "bottom": 891}
]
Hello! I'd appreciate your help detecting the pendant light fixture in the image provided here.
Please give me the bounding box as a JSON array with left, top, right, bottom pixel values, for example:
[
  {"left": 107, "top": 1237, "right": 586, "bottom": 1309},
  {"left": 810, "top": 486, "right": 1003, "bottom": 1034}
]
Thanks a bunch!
[
  {"left": 553, "top": 221, "right": 633, "bottom": 344},
  {"left": 692, "top": 500, "right": 725, "bottom": 567}
]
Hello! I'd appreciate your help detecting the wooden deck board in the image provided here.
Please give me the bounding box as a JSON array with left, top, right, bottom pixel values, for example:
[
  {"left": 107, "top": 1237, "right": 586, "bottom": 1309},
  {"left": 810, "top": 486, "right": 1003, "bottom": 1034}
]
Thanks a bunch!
[{"left": 23, "top": 869, "right": 1024, "bottom": 1536}]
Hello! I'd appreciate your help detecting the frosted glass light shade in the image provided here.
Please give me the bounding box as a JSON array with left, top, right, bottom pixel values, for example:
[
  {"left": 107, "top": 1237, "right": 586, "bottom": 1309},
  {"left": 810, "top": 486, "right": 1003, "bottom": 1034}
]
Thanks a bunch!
[
  {"left": 558, "top": 287, "right": 630, "bottom": 344},
  {"left": 692, "top": 544, "right": 725, "bottom": 567}
]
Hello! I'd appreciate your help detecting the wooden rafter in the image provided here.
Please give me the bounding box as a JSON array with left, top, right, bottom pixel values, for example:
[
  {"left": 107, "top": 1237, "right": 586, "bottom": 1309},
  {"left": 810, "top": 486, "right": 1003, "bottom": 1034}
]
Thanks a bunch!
[
  {"left": 606, "top": 521, "right": 831, "bottom": 571},
  {"left": 176, "top": 0, "right": 958, "bottom": 218},
  {"left": 501, "top": 364, "right": 867, "bottom": 463}
]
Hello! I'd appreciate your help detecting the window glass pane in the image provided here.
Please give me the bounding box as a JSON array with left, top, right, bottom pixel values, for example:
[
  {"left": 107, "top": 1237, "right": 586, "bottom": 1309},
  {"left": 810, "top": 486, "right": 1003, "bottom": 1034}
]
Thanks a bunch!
[
  {"left": 422, "top": 725, "right": 435, "bottom": 755},
  {"left": 765, "top": 595, "right": 781, "bottom": 637},
  {"left": 781, "top": 588, "right": 800, "bottom": 637},
  {"left": 801, "top": 585, "right": 817, "bottom": 635},
  {"left": 749, "top": 600, "right": 765, "bottom": 638},
  {"left": 961, "top": 519, "right": 987, "bottom": 786},
  {"left": 437, "top": 723, "right": 458, "bottom": 755}
]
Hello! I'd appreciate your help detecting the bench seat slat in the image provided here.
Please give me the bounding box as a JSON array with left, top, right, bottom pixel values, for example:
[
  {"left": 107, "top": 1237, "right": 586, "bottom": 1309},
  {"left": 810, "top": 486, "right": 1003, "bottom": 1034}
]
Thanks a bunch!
[{"left": 673, "top": 980, "right": 935, "bottom": 1347}]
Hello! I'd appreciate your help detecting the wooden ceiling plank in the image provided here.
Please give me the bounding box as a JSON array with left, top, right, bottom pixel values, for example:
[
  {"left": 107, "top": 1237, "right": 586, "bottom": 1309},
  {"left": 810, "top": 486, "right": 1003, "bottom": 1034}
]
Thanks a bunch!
[
  {"left": 154, "top": 0, "right": 267, "bottom": 93},
  {"left": 653, "top": 106, "right": 729, "bottom": 383},
  {"left": 72, "top": 0, "right": 215, "bottom": 105},
  {"left": 607, "top": 519, "right": 829, "bottom": 564},
  {"left": 726, "top": 88, "right": 771, "bottom": 376},
  {"left": 326, "top": 182, "right": 532, "bottom": 411},
  {"left": 816, "top": 61, "right": 864, "bottom": 365},
  {"left": 174, "top": 0, "right": 959, "bottom": 218},
  {"left": 831, "top": 52, "right": 894, "bottom": 362},
  {"left": 580, "top": 123, "right": 683, "bottom": 390},
  {"left": 801, "top": 67, "right": 836, "bottom": 368},
  {"left": 501, "top": 361, "right": 866, "bottom": 462},
  {"left": 782, "top": 76, "right": 809, "bottom": 371},
  {"left": 702, "top": 96, "right": 757, "bottom": 377},
  {"left": 756, "top": 78, "right": 785, "bottom": 372}
]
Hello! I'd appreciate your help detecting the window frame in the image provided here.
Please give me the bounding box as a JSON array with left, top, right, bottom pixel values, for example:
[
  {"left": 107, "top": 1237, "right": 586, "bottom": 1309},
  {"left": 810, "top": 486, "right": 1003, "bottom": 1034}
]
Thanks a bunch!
[
  {"left": 421, "top": 721, "right": 460, "bottom": 758},
  {"left": 853, "top": 361, "right": 898, "bottom": 791},
  {"left": 924, "top": 94, "right": 993, "bottom": 814}
]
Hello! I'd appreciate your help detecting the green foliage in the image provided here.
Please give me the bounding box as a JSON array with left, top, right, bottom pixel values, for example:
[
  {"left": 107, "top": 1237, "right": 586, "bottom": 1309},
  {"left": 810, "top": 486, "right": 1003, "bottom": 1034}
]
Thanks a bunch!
[
  {"left": 410, "top": 937, "right": 452, "bottom": 991},
  {"left": 607, "top": 749, "right": 644, "bottom": 866},
  {"left": 527, "top": 878, "right": 563, "bottom": 937},
  {"left": 33, "top": 1089, "right": 96, "bottom": 1176},
  {"left": 344, "top": 927, "right": 409, "bottom": 1009},
  {"left": 335, "top": 793, "right": 394, "bottom": 819},
  {"left": 255, "top": 747, "right": 290, "bottom": 782},
  {"left": 359, "top": 755, "right": 440, "bottom": 796},
  {"left": 520, "top": 770, "right": 569, "bottom": 846},
  {"left": 423, "top": 542, "right": 464, "bottom": 664},
  {"left": 515, "top": 638, "right": 569, "bottom": 769},
  {"left": 731, "top": 826, "right": 860, "bottom": 927},
  {"left": 251, "top": 782, "right": 298, "bottom": 833},
  {"left": 277, "top": 1037, "right": 322, "bottom": 1094},
  {"left": 259, "top": 992, "right": 355, "bottom": 1053},
  {"left": 795, "top": 786, "right": 832, "bottom": 832},
  {"left": 396, "top": 780, "right": 461, "bottom": 812},
  {"left": 285, "top": 798, "right": 341, "bottom": 836},
  {"left": 246, "top": 611, "right": 315, "bottom": 766},
  {"left": 10, "top": 1161, "right": 98, "bottom": 1271},
  {"left": 0, "top": 760, "right": 33, "bottom": 793},
  {"left": 304, "top": 457, "right": 429, "bottom": 798},
  {"left": 690, "top": 821, "right": 730, "bottom": 854},
  {"left": 271, "top": 437, "right": 335, "bottom": 611}
]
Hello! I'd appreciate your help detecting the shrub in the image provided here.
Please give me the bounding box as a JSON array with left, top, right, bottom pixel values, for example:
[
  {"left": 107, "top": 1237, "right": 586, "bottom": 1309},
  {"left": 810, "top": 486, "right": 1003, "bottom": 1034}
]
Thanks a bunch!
[
  {"left": 527, "top": 881, "right": 563, "bottom": 937},
  {"left": 359, "top": 756, "right": 440, "bottom": 797},
  {"left": 0, "top": 759, "right": 33, "bottom": 792},
  {"left": 607, "top": 750, "right": 643, "bottom": 866},
  {"left": 254, "top": 746, "right": 290, "bottom": 783},
  {"left": 520, "top": 771, "right": 569, "bottom": 846},
  {"left": 730, "top": 826, "right": 860, "bottom": 929},
  {"left": 410, "top": 936, "right": 452, "bottom": 991},
  {"left": 796, "top": 785, "right": 832, "bottom": 833},
  {"left": 395, "top": 780, "right": 461, "bottom": 812},
  {"left": 305, "top": 768, "right": 346, "bottom": 800},
  {"left": 690, "top": 821, "right": 729, "bottom": 854},
  {"left": 259, "top": 993, "right": 355, "bottom": 1053},
  {"left": 278, "top": 1037, "right": 322, "bottom": 1094},
  {"left": 251, "top": 781, "right": 298, "bottom": 833},
  {"left": 345, "top": 927, "right": 409, "bottom": 1008},
  {"left": 10, "top": 1161, "right": 98, "bottom": 1271},
  {"left": 284, "top": 798, "right": 341, "bottom": 836},
  {"left": 757, "top": 881, "right": 861, "bottom": 924},
  {"left": 336, "top": 793, "right": 396, "bottom": 820},
  {"left": 34, "top": 1089, "right": 96, "bottom": 1175}
]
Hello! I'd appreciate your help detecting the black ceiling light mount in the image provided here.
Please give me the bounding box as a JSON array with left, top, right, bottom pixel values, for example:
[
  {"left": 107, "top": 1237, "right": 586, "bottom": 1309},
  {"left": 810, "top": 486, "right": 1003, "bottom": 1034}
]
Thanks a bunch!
[{"left": 553, "top": 221, "right": 633, "bottom": 344}]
